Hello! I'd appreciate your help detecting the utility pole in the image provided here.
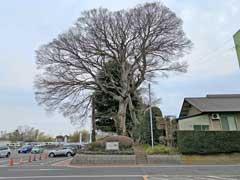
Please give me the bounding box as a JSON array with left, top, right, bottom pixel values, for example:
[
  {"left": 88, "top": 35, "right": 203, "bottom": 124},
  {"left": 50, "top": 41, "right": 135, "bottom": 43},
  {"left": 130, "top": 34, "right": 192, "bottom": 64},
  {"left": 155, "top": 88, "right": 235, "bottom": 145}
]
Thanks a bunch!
[
  {"left": 148, "top": 83, "right": 154, "bottom": 148},
  {"left": 79, "top": 132, "right": 82, "bottom": 144}
]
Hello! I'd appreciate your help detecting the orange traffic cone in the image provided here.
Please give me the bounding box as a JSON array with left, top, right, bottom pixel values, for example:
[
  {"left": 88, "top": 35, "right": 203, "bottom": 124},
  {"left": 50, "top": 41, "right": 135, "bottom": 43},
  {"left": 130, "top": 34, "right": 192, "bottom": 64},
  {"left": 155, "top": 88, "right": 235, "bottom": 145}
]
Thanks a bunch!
[
  {"left": 44, "top": 153, "right": 48, "bottom": 160},
  {"left": 19, "top": 158, "right": 23, "bottom": 165},
  {"left": 9, "top": 158, "right": 14, "bottom": 167},
  {"left": 39, "top": 154, "right": 42, "bottom": 160},
  {"left": 28, "top": 155, "right": 32, "bottom": 163},
  {"left": 33, "top": 154, "right": 36, "bottom": 161}
]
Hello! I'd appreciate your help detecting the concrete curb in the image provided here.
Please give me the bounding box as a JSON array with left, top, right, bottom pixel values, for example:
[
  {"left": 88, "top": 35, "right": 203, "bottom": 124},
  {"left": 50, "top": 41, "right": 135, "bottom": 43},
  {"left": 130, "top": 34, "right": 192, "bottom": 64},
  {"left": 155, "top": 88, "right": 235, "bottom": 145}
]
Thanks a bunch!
[
  {"left": 147, "top": 155, "right": 181, "bottom": 164},
  {"left": 71, "top": 154, "right": 136, "bottom": 166},
  {"left": 51, "top": 158, "right": 73, "bottom": 166},
  {"left": 52, "top": 154, "right": 240, "bottom": 167}
]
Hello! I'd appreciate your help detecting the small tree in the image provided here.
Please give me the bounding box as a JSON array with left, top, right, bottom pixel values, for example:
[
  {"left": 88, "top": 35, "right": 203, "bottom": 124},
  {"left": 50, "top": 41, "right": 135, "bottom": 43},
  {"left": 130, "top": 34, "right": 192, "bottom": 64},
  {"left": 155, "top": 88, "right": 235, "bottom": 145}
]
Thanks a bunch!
[
  {"left": 141, "top": 106, "right": 163, "bottom": 145},
  {"left": 37, "top": 133, "right": 54, "bottom": 142}
]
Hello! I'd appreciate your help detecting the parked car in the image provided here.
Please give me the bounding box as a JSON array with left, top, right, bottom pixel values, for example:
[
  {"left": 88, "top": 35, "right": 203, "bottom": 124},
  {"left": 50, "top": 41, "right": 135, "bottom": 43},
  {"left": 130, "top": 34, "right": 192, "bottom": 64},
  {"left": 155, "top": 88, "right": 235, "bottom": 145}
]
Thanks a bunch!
[
  {"left": 63, "top": 145, "right": 79, "bottom": 153},
  {"left": 31, "top": 146, "right": 44, "bottom": 154},
  {"left": 48, "top": 147, "right": 75, "bottom": 157},
  {"left": 0, "top": 146, "right": 11, "bottom": 158},
  {"left": 18, "top": 145, "right": 32, "bottom": 154}
]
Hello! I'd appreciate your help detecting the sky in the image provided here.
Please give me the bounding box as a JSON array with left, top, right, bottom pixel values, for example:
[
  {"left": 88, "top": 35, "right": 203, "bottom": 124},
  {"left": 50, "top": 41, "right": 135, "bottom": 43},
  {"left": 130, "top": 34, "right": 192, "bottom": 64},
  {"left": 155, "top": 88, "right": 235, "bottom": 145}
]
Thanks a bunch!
[{"left": 0, "top": 0, "right": 240, "bottom": 136}]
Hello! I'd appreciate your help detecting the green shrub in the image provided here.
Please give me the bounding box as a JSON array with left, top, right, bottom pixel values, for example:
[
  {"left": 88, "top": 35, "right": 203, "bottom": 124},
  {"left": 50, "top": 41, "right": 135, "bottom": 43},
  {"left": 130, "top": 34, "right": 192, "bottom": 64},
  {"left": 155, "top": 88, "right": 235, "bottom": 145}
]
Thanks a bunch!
[
  {"left": 142, "top": 144, "right": 150, "bottom": 151},
  {"left": 144, "top": 145, "right": 178, "bottom": 155},
  {"left": 87, "top": 140, "right": 105, "bottom": 151},
  {"left": 177, "top": 131, "right": 240, "bottom": 154}
]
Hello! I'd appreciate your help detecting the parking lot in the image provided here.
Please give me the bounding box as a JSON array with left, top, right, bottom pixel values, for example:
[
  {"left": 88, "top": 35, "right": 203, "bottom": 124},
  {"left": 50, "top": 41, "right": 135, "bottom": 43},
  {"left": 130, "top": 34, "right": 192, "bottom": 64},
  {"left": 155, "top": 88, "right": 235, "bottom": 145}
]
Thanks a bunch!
[{"left": 0, "top": 150, "right": 71, "bottom": 168}]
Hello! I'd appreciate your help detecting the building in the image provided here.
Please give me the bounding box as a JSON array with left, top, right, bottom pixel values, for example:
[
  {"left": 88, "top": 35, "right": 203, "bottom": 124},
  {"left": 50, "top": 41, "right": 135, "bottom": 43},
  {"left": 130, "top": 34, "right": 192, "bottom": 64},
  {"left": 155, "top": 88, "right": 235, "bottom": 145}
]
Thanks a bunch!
[
  {"left": 56, "top": 135, "right": 69, "bottom": 143},
  {"left": 156, "top": 116, "right": 178, "bottom": 146},
  {"left": 55, "top": 135, "right": 64, "bottom": 142},
  {"left": 178, "top": 94, "right": 240, "bottom": 131}
]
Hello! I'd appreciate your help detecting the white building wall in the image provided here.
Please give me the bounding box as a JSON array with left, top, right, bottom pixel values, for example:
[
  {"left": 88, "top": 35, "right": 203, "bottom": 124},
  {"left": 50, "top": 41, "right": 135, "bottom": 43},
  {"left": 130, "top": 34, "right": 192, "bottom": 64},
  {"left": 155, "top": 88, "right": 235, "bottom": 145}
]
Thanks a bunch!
[{"left": 178, "top": 114, "right": 211, "bottom": 130}]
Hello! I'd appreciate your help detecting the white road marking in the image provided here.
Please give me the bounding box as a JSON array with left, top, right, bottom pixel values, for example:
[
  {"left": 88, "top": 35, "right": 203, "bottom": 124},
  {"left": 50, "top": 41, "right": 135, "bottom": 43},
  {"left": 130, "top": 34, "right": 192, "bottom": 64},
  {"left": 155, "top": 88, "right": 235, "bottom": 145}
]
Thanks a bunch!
[
  {"left": 142, "top": 164, "right": 240, "bottom": 168},
  {"left": 8, "top": 168, "right": 67, "bottom": 171},
  {"left": 148, "top": 175, "right": 240, "bottom": 180},
  {"left": 0, "top": 175, "right": 143, "bottom": 179},
  {"left": 0, "top": 174, "right": 240, "bottom": 180},
  {"left": 208, "top": 176, "right": 238, "bottom": 180}
]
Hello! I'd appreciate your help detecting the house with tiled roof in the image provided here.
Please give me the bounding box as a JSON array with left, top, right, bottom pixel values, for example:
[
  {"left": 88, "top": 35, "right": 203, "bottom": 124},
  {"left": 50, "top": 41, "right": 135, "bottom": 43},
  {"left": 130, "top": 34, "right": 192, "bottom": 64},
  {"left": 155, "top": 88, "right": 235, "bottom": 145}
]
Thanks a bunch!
[{"left": 178, "top": 94, "right": 240, "bottom": 131}]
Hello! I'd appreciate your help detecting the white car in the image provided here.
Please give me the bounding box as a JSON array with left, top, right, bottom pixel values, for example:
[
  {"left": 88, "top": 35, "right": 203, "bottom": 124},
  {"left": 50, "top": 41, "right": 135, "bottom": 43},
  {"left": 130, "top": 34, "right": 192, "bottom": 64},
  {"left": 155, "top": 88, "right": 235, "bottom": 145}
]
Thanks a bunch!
[
  {"left": 0, "top": 146, "right": 11, "bottom": 158},
  {"left": 48, "top": 147, "right": 75, "bottom": 157}
]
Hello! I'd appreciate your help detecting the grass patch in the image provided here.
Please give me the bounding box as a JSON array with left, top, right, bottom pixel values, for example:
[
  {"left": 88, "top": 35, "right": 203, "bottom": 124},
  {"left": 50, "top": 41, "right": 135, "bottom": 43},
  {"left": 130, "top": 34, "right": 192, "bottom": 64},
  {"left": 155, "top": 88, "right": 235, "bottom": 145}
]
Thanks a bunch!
[{"left": 143, "top": 144, "right": 178, "bottom": 155}]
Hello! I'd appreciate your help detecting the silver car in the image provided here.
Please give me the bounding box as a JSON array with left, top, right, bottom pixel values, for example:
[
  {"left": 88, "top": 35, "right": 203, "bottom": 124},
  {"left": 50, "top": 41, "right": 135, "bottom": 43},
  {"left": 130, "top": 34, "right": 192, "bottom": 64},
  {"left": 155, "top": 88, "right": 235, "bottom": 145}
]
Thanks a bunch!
[
  {"left": 0, "top": 146, "right": 11, "bottom": 158},
  {"left": 48, "top": 147, "right": 75, "bottom": 157}
]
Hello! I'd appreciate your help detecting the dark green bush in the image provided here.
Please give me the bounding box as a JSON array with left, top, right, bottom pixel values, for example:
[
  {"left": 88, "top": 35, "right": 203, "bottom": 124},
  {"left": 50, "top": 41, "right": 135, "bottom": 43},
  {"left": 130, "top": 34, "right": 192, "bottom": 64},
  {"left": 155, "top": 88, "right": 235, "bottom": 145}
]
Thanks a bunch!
[
  {"left": 177, "top": 131, "right": 240, "bottom": 154},
  {"left": 87, "top": 140, "right": 105, "bottom": 151}
]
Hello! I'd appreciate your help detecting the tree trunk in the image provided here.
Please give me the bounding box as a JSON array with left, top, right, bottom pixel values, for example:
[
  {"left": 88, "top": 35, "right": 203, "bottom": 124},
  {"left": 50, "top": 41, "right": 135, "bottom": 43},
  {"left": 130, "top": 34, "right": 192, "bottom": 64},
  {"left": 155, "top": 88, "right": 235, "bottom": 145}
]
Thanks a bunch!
[
  {"left": 91, "top": 96, "right": 96, "bottom": 142},
  {"left": 118, "top": 99, "right": 128, "bottom": 136},
  {"left": 128, "top": 94, "right": 139, "bottom": 125}
]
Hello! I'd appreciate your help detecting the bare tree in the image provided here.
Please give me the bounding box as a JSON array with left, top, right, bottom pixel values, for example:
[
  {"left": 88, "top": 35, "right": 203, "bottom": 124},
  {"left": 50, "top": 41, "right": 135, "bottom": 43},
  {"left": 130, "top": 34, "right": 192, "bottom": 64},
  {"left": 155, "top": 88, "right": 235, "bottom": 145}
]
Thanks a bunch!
[{"left": 35, "top": 2, "right": 192, "bottom": 135}]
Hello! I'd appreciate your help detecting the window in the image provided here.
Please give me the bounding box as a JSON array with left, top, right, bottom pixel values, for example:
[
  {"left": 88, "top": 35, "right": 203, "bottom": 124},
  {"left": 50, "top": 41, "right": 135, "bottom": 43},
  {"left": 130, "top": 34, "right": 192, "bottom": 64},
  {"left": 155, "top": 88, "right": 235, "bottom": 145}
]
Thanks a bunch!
[
  {"left": 221, "top": 116, "right": 229, "bottom": 130},
  {"left": 220, "top": 115, "right": 237, "bottom": 131},
  {"left": 0, "top": 146, "right": 7, "bottom": 151},
  {"left": 193, "top": 125, "right": 209, "bottom": 131},
  {"left": 202, "top": 125, "right": 209, "bottom": 131}
]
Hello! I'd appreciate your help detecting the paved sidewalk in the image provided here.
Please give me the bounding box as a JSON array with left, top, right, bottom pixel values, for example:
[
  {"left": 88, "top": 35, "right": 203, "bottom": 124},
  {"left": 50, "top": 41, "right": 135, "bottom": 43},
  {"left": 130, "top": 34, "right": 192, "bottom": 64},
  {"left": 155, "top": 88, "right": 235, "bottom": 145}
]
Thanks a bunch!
[{"left": 147, "top": 175, "right": 240, "bottom": 180}]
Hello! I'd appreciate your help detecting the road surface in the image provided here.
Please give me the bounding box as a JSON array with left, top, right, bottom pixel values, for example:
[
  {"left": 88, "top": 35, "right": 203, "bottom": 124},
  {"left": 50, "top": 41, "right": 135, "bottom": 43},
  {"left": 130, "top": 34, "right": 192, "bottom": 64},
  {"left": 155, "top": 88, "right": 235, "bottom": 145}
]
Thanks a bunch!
[{"left": 1, "top": 152, "right": 240, "bottom": 179}]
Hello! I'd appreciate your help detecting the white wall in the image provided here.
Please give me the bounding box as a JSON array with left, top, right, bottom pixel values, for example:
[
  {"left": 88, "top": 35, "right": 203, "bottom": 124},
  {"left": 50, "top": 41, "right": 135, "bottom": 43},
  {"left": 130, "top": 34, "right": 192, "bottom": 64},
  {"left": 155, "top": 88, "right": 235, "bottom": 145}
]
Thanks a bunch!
[{"left": 178, "top": 114, "right": 211, "bottom": 130}]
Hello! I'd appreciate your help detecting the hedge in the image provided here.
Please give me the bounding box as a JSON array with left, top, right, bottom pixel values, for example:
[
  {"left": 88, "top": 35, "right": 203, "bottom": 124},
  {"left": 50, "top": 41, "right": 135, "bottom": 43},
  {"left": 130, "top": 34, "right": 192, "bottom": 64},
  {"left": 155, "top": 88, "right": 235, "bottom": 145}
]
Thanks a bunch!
[{"left": 177, "top": 131, "right": 240, "bottom": 154}]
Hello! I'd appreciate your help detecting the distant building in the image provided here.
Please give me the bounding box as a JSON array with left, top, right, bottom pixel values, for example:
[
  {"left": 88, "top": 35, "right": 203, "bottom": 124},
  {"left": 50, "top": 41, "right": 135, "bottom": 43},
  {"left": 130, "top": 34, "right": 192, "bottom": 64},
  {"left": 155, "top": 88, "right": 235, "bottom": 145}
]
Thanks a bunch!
[
  {"left": 156, "top": 116, "right": 178, "bottom": 147},
  {"left": 55, "top": 135, "right": 64, "bottom": 142},
  {"left": 55, "top": 135, "right": 69, "bottom": 143},
  {"left": 64, "top": 135, "right": 69, "bottom": 143}
]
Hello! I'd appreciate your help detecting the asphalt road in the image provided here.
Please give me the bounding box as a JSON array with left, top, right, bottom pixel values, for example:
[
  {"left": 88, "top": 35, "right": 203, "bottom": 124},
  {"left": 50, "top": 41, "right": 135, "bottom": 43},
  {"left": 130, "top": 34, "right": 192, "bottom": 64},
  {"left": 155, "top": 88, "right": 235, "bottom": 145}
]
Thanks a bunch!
[{"left": 1, "top": 152, "right": 240, "bottom": 179}]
